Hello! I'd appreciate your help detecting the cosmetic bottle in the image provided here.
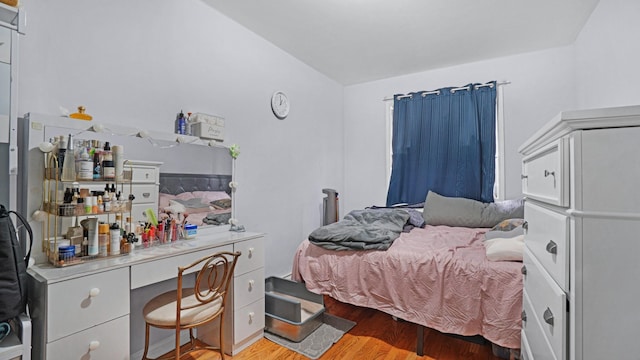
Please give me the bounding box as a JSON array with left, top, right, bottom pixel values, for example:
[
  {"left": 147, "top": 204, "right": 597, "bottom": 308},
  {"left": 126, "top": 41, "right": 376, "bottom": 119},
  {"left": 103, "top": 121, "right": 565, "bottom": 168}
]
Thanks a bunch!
[
  {"left": 93, "top": 151, "right": 102, "bottom": 180},
  {"left": 76, "top": 146, "right": 93, "bottom": 180},
  {"left": 102, "top": 142, "right": 115, "bottom": 180},
  {"left": 60, "top": 134, "right": 77, "bottom": 181},
  {"left": 57, "top": 136, "right": 67, "bottom": 174},
  {"left": 110, "top": 222, "right": 120, "bottom": 255}
]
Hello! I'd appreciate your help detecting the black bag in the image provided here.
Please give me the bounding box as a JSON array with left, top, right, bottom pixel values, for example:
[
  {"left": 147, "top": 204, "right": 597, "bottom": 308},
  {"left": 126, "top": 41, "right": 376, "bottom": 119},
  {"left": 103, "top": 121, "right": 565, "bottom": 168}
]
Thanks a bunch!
[{"left": 0, "top": 204, "right": 32, "bottom": 322}]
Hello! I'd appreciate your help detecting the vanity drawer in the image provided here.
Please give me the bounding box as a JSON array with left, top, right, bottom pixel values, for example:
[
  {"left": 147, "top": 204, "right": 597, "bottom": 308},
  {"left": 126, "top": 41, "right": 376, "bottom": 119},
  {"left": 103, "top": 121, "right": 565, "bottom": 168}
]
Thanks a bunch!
[
  {"left": 234, "top": 267, "right": 265, "bottom": 309},
  {"left": 234, "top": 237, "right": 264, "bottom": 276},
  {"left": 130, "top": 244, "right": 233, "bottom": 289},
  {"left": 234, "top": 297, "right": 265, "bottom": 341},
  {"left": 129, "top": 183, "right": 158, "bottom": 205},
  {"left": 522, "top": 291, "right": 557, "bottom": 360},
  {"left": 523, "top": 248, "right": 567, "bottom": 360},
  {"left": 47, "top": 267, "right": 129, "bottom": 342},
  {"left": 47, "top": 315, "right": 129, "bottom": 360},
  {"left": 125, "top": 165, "right": 158, "bottom": 183},
  {"left": 522, "top": 138, "right": 570, "bottom": 207},
  {"left": 524, "top": 201, "right": 569, "bottom": 291}
]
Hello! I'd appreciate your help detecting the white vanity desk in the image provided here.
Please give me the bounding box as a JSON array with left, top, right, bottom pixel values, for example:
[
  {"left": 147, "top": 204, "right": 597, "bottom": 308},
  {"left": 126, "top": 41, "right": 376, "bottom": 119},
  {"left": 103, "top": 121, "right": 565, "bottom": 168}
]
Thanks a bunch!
[{"left": 28, "top": 227, "right": 265, "bottom": 360}]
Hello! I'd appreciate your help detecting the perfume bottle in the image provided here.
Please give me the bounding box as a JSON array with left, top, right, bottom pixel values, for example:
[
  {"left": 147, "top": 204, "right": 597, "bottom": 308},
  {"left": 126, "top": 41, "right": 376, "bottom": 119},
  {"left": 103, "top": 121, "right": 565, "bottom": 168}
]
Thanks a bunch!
[
  {"left": 69, "top": 106, "right": 93, "bottom": 121},
  {"left": 60, "top": 134, "right": 77, "bottom": 181}
]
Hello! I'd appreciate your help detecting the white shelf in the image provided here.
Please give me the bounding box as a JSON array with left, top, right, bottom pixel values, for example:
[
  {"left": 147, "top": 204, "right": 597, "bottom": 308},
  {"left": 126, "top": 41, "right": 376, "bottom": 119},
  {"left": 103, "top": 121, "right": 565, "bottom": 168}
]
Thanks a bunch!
[{"left": 0, "top": 3, "right": 18, "bottom": 31}]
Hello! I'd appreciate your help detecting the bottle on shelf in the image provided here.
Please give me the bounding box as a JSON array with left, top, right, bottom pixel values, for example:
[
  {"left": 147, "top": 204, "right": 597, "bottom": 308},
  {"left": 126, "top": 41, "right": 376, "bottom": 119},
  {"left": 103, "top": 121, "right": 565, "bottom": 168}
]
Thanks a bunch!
[
  {"left": 102, "top": 142, "right": 115, "bottom": 180},
  {"left": 60, "top": 134, "right": 77, "bottom": 181},
  {"left": 110, "top": 221, "right": 120, "bottom": 255}
]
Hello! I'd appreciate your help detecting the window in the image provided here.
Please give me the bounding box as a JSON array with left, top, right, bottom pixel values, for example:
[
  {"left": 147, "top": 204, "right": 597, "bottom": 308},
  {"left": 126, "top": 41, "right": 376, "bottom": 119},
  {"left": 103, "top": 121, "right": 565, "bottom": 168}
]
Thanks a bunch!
[{"left": 384, "top": 85, "right": 504, "bottom": 202}]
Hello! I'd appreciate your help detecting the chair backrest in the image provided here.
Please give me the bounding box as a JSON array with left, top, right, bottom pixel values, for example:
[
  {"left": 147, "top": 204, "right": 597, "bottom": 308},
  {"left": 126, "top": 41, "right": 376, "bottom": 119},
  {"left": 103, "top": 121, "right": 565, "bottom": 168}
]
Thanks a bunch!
[{"left": 176, "top": 250, "right": 241, "bottom": 326}]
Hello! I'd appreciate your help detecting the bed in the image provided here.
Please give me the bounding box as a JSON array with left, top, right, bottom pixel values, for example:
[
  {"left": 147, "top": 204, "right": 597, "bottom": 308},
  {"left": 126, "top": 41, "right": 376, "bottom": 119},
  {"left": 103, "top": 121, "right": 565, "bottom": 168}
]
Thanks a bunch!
[
  {"left": 291, "top": 191, "right": 524, "bottom": 352},
  {"left": 158, "top": 173, "right": 232, "bottom": 227}
]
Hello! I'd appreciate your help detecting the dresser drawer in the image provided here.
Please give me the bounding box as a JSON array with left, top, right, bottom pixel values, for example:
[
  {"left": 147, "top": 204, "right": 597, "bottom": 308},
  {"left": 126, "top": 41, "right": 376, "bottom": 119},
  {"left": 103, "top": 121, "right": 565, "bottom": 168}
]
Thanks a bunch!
[
  {"left": 234, "top": 297, "right": 265, "bottom": 341},
  {"left": 524, "top": 201, "right": 569, "bottom": 291},
  {"left": 47, "top": 315, "right": 129, "bottom": 360},
  {"left": 234, "top": 237, "right": 264, "bottom": 276},
  {"left": 47, "top": 267, "right": 129, "bottom": 342},
  {"left": 234, "top": 267, "right": 265, "bottom": 309},
  {"left": 522, "top": 291, "right": 557, "bottom": 360},
  {"left": 130, "top": 244, "right": 233, "bottom": 289},
  {"left": 523, "top": 248, "right": 567, "bottom": 360},
  {"left": 522, "top": 138, "right": 569, "bottom": 207}
]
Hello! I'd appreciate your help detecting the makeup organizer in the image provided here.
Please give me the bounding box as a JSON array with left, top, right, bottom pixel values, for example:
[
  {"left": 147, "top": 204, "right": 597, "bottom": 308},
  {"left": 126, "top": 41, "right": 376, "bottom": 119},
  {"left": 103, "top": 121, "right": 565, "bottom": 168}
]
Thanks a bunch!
[{"left": 42, "top": 153, "right": 134, "bottom": 267}]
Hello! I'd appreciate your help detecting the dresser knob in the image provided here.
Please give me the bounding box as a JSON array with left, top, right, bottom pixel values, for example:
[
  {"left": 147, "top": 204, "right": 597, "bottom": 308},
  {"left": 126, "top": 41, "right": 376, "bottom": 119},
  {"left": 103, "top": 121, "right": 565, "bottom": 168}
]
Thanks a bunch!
[
  {"left": 521, "top": 310, "right": 527, "bottom": 322},
  {"left": 248, "top": 279, "right": 255, "bottom": 290},
  {"left": 248, "top": 312, "right": 255, "bottom": 322},
  {"left": 89, "top": 288, "right": 101, "bottom": 298},
  {"left": 546, "top": 240, "right": 558, "bottom": 255},
  {"left": 543, "top": 308, "right": 554, "bottom": 326},
  {"left": 521, "top": 265, "right": 527, "bottom": 275},
  {"left": 522, "top": 221, "right": 528, "bottom": 231},
  {"left": 248, "top": 247, "right": 254, "bottom": 257},
  {"left": 521, "top": 174, "right": 528, "bottom": 180},
  {"left": 89, "top": 340, "right": 100, "bottom": 351}
]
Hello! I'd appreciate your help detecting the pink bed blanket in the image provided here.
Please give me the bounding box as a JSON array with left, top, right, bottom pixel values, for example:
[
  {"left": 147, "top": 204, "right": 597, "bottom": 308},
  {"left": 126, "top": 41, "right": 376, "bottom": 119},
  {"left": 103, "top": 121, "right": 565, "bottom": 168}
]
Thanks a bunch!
[{"left": 292, "top": 225, "right": 522, "bottom": 349}]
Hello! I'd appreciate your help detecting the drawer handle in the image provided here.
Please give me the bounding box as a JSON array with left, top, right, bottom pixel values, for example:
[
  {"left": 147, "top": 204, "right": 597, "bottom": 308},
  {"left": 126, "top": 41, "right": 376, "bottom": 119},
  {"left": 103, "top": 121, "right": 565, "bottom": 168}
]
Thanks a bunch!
[
  {"left": 248, "top": 312, "right": 255, "bottom": 322},
  {"left": 248, "top": 247, "right": 254, "bottom": 257},
  {"left": 544, "top": 170, "right": 556, "bottom": 187},
  {"left": 543, "top": 308, "right": 554, "bottom": 326},
  {"left": 248, "top": 279, "right": 255, "bottom": 290},
  {"left": 520, "top": 174, "right": 528, "bottom": 180},
  {"left": 522, "top": 221, "right": 528, "bottom": 231},
  {"left": 521, "top": 265, "right": 527, "bottom": 275},
  {"left": 521, "top": 310, "right": 527, "bottom": 322},
  {"left": 546, "top": 240, "right": 558, "bottom": 255},
  {"left": 142, "top": 192, "right": 150, "bottom": 198},
  {"left": 89, "top": 288, "right": 101, "bottom": 298},
  {"left": 89, "top": 340, "right": 100, "bottom": 351}
]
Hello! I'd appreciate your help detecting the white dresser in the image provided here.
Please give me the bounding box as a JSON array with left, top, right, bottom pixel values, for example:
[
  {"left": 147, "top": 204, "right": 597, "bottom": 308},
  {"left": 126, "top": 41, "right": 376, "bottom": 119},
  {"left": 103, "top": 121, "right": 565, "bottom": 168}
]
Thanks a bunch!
[
  {"left": 28, "top": 229, "right": 265, "bottom": 359},
  {"left": 519, "top": 105, "right": 640, "bottom": 360}
]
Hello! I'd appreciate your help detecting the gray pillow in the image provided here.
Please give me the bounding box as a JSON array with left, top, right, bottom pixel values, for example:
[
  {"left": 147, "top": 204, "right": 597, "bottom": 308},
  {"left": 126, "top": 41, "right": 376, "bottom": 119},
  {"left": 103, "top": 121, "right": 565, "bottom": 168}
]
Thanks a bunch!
[{"left": 422, "top": 191, "right": 524, "bottom": 228}]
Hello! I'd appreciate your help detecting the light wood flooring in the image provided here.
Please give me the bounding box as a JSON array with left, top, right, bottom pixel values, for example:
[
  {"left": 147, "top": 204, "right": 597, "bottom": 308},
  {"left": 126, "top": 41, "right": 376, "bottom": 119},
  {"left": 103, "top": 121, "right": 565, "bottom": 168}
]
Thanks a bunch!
[{"left": 179, "top": 296, "right": 509, "bottom": 360}]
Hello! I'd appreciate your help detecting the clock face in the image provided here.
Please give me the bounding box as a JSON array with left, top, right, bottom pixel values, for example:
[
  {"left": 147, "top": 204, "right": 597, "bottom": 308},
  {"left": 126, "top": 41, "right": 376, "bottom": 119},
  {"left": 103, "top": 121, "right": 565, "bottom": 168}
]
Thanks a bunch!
[{"left": 271, "top": 91, "right": 290, "bottom": 119}]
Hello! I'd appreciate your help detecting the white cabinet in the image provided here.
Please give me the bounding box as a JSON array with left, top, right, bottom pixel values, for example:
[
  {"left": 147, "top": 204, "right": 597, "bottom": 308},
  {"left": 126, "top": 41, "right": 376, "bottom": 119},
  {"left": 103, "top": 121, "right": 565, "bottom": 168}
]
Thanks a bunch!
[
  {"left": 28, "top": 230, "right": 264, "bottom": 359},
  {"left": 201, "top": 236, "right": 265, "bottom": 355},
  {"left": 519, "top": 105, "right": 640, "bottom": 360}
]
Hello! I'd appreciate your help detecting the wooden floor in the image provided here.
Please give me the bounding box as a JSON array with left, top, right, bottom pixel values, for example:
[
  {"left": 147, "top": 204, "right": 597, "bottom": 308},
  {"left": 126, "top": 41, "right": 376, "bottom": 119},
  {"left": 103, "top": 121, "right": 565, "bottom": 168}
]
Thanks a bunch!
[{"left": 182, "top": 296, "right": 508, "bottom": 360}]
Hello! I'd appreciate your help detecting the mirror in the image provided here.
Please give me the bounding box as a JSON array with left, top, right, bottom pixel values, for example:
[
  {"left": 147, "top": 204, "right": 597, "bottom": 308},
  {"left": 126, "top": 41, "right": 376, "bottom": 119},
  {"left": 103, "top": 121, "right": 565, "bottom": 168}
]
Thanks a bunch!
[{"left": 41, "top": 125, "right": 233, "bottom": 229}]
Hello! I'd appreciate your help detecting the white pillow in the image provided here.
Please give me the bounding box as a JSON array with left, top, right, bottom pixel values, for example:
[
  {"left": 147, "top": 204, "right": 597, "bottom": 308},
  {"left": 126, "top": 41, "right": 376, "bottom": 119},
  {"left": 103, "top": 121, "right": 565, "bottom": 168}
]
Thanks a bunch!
[{"left": 484, "top": 234, "right": 524, "bottom": 262}]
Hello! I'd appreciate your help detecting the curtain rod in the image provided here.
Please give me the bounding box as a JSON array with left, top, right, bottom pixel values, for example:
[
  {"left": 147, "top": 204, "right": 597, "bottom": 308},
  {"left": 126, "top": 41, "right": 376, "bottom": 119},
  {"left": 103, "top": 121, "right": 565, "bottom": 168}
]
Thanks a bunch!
[{"left": 382, "top": 80, "right": 511, "bottom": 101}]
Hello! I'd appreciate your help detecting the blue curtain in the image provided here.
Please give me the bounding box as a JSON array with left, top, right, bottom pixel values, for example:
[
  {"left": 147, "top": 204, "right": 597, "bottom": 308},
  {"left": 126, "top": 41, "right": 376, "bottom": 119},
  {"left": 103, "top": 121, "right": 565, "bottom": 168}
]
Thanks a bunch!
[{"left": 386, "top": 82, "right": 496, "bottom": 206}]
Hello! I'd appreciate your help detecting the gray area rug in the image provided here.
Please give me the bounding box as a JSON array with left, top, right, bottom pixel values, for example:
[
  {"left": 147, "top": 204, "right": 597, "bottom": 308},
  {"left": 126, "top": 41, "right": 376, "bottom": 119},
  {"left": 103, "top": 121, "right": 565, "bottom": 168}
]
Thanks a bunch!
[{"left": 264, "top": 313, "right": 356, "bottom": 359}]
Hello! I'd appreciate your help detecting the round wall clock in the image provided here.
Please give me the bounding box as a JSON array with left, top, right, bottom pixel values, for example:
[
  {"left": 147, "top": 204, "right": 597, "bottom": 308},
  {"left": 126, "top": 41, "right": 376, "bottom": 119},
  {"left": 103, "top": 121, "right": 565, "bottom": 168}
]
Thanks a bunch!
[{"left": 271, "top": 91, "right": 290, "bottom": 119}]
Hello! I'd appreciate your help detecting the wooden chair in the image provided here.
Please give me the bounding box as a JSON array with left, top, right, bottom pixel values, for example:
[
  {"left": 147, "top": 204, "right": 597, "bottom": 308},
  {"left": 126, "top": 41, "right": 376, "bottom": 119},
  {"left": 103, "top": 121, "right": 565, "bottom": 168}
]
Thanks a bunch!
[{"left": 142, "top": 250, "right": 241, "bottom": 360}]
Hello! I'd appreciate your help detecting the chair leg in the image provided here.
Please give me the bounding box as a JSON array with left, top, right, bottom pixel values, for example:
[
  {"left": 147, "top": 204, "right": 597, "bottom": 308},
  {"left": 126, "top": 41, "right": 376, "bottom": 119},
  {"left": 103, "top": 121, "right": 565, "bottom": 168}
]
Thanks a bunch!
[
  {"left": 175, "top": 326, "right": 181, "bottom": 360},
  {"left": 142, "top": 323, "right": 151, "bottom": 360},
  {"left": 219, "top": 315, "right": 225, "bottom": 360}
]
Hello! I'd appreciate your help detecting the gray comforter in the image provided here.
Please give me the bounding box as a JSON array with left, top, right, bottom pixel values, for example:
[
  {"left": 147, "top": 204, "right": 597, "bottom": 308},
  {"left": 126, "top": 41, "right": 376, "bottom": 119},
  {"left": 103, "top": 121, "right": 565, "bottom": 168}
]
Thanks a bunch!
[{"left": 308, "top": 209, "right": 411, "bottom": 251}]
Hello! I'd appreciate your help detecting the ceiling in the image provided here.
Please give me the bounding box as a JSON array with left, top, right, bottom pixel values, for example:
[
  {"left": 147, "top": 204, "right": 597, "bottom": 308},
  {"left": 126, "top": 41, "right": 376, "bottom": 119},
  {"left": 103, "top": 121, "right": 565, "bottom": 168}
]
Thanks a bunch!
[{"left": 203, "top": 0, "right": 600, "bottom": 85}]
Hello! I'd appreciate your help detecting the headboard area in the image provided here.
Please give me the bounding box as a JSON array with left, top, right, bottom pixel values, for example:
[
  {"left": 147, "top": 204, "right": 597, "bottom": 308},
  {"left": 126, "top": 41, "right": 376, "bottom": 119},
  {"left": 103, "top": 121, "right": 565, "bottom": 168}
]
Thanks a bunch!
[{"left": 159, "top": 173, "right": 232, "bottom": 195}]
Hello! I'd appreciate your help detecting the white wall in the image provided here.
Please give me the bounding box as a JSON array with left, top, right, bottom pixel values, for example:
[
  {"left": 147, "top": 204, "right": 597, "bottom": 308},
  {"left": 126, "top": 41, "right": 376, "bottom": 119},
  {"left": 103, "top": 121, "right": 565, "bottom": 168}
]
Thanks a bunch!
[
  {"left": 17, "top": 0, "right": 344, "bottom": 278},
  {"left": 343, "top": 47, "right": 576, "bottom": 212},
  {"left": 574, "top": 0, "right": 640, "bottom": 108}
]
